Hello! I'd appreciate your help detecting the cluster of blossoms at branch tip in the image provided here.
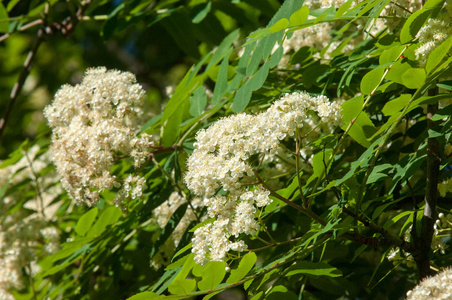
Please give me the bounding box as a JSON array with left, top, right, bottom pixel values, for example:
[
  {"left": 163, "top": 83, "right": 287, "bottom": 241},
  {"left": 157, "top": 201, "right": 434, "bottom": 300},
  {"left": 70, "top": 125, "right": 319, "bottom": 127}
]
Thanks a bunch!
[
  {"left": 406, "top": 267, "right": 452, "bottom": 299},
  {"left": 414, "top": 1, "right": 452, "bottom": 64},
  {"left": 44, "top": 67, "right": 154, "bottom": 206},
  {"left": 185, "top": 91, "right": 342, "bottom": 265}
]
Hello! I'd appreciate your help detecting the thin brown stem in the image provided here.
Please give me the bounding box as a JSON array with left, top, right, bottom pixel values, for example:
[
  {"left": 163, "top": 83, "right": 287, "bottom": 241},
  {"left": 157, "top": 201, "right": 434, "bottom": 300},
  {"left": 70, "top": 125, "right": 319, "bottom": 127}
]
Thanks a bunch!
[{"left": 0, "top": 0, "right": 92, "bottom": 141}]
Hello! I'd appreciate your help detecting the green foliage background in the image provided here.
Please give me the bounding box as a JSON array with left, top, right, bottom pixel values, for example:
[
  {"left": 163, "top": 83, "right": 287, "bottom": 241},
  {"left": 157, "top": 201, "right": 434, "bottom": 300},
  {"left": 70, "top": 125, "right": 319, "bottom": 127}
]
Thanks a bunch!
[{"left": 1, "top": 0, "right": 452, "bottom": 299}]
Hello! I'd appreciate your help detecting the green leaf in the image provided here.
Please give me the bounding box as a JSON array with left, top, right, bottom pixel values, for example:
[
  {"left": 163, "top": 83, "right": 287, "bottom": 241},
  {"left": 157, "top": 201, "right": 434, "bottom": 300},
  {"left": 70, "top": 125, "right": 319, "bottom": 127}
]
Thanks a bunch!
[
  {"left": 437, "top": 80, "right": 452, "bottom": 91},
  {"left": 189, "top": 218, "right": 215, "bottom": 233},
  {"left": 368, "top": 164, "right": 393, "bottom": 184},
  {"left": 168, "top": 279, "right": 196, "bottom": 295},
  {"left": 150, "top": 204, "right": 188, "bottom": 258},
  {"left": 198, "top": 261, "right": 226, "bottom": 291},
  {"left": 335, "top": 0, "right": 354, "bottom": 17},
  {"left": 127, "top": 292, "right": 166, "bottom": 300},
  {"left": 232, "top": 46, "right": 283, "bottom": 112},
  {"left": 75, "top": 207, "right": 98, "bottom": 237},
  {"left": 189, "top": 86, "right": 207, "bottom": 117},
  {"left": 0, "top": 3, "right": 9, "bottom": 33},
  {"left": 289, "top": 46, "right": 313, "bottom": 65},
  {"left": 44, "top": 243, "right": 92, "bottom": 276},
  {"left": 382, "top": 94, "right": 411, "bottom": 116},
  {"left": 306, "top": 149, "right": 333, "bottom": 186},
  {"left": 206, "top": 28, "right": 240, "bottom": 71},
  {"left": 386, "top": 61, "right": 413, "bottom": 85},
  {"left": 172, "top": 243, "right": 193, "bottom": 262},
  {"left": 402, "top": 68, "right": 426, "bottom": 89},
  {"left": 87, "top": 206, "right": 122, "bottom": 238},
  {"left": 211, "top": 48, "right": 233, "bottom": 105},
  {"left": 372, "top": 202, "right": 394, "bottom": 220},
  {"left": 269, "top": 18, "right": 289, "bottom": 32},
  {"left": 426, "top": 36, "right": 452, "bottom": 75},
  {"left": 341, "top": 96, "right": 377, "bottom": 147},
  {"left": 360, "top": 67, "right": 385, "bottom": 95},
  {"left": 286, "top": 261, "right": 342, "bottom": 277},
  {"left": 0, "top": 140, "right": 28, "bottom": 168},
  {"left": 226, "top": 252, "right": 257, "bottom": 283},
  {"left": 379, "top": 46, "right": 405, "bottom": 65},
  {"left": 192, "top": 2, "right": 212, "bottom": 24},
  {"left": 161, "top": 70, "right": 203, "bottom": 146},
  {"left": 289, "top": 6, "right": 309, "bottom": 26},
  {"left": 400, "top": 0, "right": 444, "bottom": 43},
  {"left": 266, "top": 286, "right": 298, "bottom": 300}
]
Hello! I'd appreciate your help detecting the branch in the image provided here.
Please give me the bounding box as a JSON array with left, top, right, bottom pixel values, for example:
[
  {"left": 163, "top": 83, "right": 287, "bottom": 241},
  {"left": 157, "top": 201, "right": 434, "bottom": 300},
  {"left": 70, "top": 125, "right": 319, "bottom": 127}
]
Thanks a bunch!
[
  {"left": 0, "top": 0, "right": 92, "bottom": 142},
  {"left": 342, "top": 206, "right": 414, "bottom": 252},
  {"left": 413, "top": 89, "right": 440, "bottom": 280}
]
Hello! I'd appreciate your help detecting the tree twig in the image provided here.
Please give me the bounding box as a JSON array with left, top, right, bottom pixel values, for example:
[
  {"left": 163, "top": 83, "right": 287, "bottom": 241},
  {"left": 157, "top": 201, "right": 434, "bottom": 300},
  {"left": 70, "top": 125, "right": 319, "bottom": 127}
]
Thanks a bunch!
[{"left": 0, "top": 0, "right": 92, "bottom": 142}]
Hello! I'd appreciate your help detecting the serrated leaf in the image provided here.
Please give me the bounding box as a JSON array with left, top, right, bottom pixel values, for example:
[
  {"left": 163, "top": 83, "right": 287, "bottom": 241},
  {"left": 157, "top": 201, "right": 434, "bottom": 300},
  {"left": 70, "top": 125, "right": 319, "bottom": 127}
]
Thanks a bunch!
[
  {"left": 198, "top": 261, "right": 226, "bottom": 291},
  {"left": 75, "top": 207, "right": 98, "bottom": 237},
  {"left": 226, "top": 252, "right": 257, "bottom": 283},
  {"left": 402, "top": 68, "right": 426, "bottom": 89},
  {"left": 289, "top": 6, "right": 309, "bottom": 26},
  {"left": 286, "top": 261, "right": 342, "bottom": 277},
  {"left": 360, "top": 67, "right": 385, "bottom": 95}
]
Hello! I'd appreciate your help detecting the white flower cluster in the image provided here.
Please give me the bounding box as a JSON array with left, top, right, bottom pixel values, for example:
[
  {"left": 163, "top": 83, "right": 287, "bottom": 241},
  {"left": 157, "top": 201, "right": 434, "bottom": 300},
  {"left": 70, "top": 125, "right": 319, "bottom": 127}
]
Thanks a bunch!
[
  {"left": 186, "top": 92, "right": 342, "bottom": 264},
  {"left": 150, "top": 191, "right": 203, "bottom": 269},
  {"left": 44, "top": 67, "right": 154, "bottom": 205},
  {"left": 0, "top": 146, "right": 61, "bottom": 299},
  {"left": 415, "top": 3, "right": 452, "bottom": 63},
  {"left": 406, "top": 267, "right": 452, "bottom": 300}
]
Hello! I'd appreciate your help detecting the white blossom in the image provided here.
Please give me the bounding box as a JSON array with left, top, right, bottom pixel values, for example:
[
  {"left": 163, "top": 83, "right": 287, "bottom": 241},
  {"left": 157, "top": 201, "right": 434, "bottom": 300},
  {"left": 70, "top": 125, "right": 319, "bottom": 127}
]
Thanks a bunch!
[
  {"left": 406, "top": 268, "right": 452, "bottom": 300},
  {"left": 44, "top": 67, "right": 154, "bottom": 205},
  {"left": 186, "top": 92, "right": 342, "bottom": 264}
]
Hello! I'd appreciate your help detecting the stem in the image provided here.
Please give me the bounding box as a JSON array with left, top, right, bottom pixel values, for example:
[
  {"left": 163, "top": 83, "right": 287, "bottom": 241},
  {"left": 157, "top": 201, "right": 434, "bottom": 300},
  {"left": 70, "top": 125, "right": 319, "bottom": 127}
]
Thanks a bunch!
[
  {"left": 0, "top": 0, "right": 93, "bottom": 141},
  {"left": 295, "top": 130, "right": 307, "bottom": 207},
  {"left": 413, "top": 90, "right": 440, "bottom": 280},
  {"left": 342, "top": 207, "right": 414, "bottom": 252},
  {"left": 254, "top": 171, "right": 326, "bottom": 226},
  {"left": 23, "top": 149, "right": 46, "bottom": 219},
  {"left": 310, "top": 47, "right": 409, "bottom": 201}
]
